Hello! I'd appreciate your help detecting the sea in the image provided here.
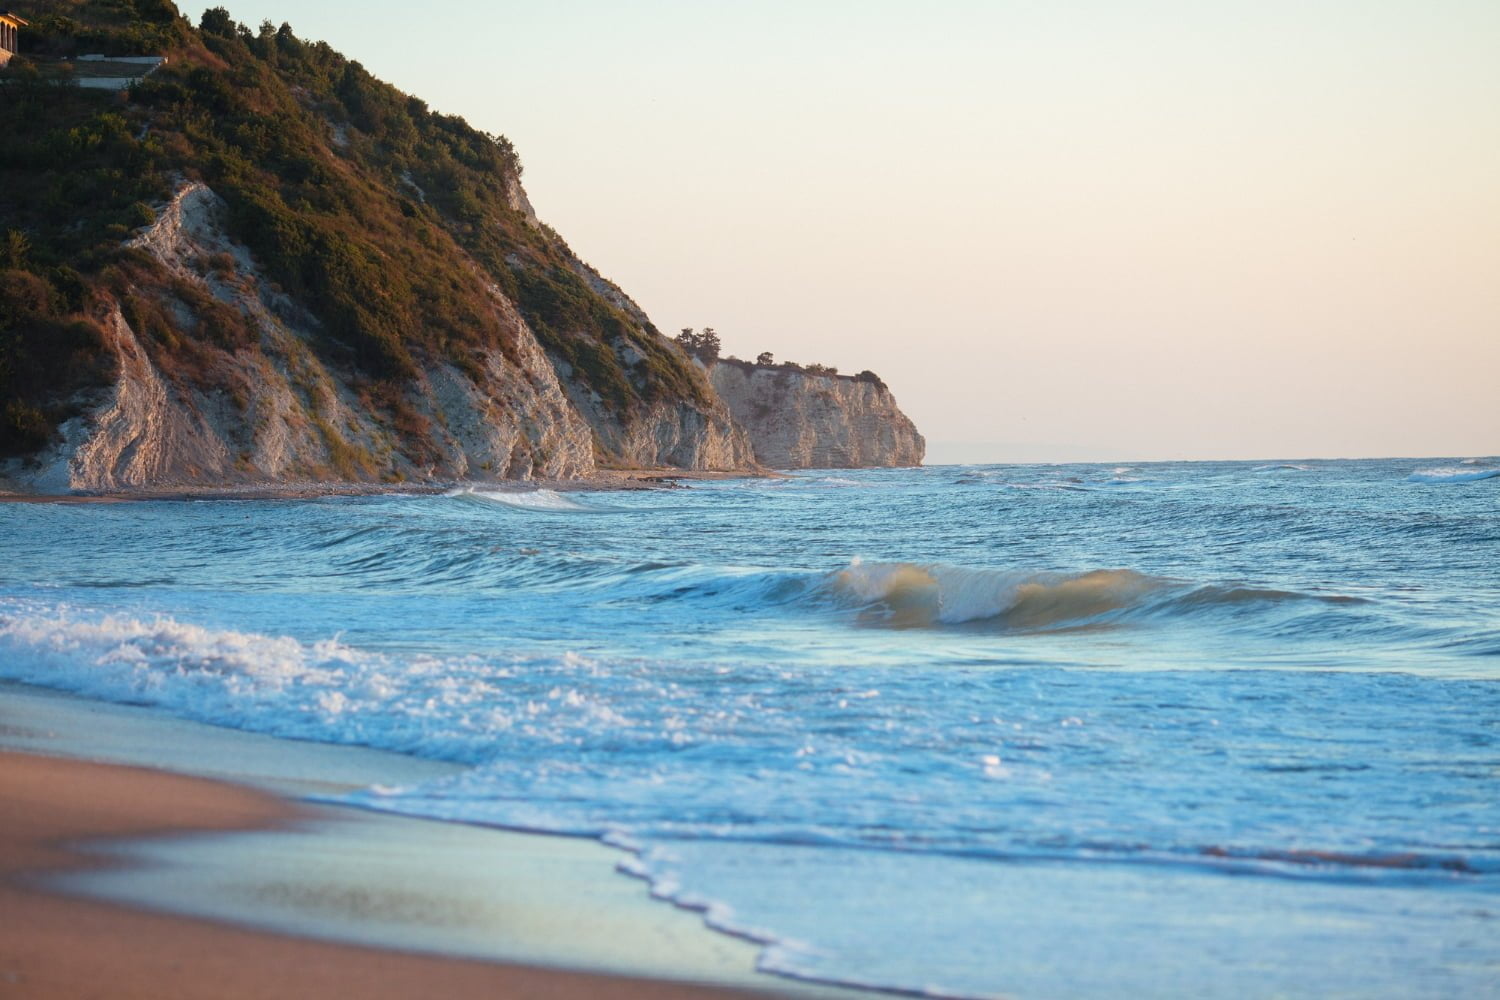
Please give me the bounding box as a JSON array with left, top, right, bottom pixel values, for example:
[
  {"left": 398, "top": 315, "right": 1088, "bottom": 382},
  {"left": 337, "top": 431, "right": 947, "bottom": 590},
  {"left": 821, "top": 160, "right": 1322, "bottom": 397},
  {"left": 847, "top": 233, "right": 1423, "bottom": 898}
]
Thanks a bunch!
[{"left": 2, "top": 457, "right": 1497, "bottom": 999}]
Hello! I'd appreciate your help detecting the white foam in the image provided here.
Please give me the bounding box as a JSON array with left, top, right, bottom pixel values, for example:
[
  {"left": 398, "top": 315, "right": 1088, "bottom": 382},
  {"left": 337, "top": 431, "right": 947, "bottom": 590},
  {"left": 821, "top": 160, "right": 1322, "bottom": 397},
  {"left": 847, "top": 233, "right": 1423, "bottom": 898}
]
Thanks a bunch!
[
  {"left": 0, "top": 601, "right": 510, "bottom": 763},
  {"left": 446, "top": 486, "right": 622, "bottom": 512}
]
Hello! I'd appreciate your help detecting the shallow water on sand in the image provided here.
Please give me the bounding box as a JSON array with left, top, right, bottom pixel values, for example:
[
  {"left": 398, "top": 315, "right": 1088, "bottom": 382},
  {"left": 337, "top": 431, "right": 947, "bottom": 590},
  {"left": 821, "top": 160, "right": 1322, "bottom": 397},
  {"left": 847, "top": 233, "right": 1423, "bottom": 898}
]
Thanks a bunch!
[{"left": 2, "top": 458, "right": 1497, "bottom": 997}]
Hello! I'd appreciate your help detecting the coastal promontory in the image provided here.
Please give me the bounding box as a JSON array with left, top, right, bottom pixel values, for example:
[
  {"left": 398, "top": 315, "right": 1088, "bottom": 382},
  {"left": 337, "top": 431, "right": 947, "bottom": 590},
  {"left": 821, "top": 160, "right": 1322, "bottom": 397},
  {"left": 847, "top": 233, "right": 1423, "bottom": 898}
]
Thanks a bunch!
[{"left": 710, "top": 360, "right": 925, "bottom": 469}]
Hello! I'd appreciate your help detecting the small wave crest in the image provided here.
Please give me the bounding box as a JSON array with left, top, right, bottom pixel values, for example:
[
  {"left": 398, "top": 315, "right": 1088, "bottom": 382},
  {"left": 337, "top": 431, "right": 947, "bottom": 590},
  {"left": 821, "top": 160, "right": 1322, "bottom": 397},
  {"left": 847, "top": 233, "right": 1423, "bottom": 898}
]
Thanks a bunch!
[
  {"left": 1197, "top": 844, "right": 1483, "bottom": 876},
  {"left": 1406, "top": 467, "right": 1500, "bottom": 485},
  {"left": 444, "top": 486, "right": 624, "bottom": 512}
]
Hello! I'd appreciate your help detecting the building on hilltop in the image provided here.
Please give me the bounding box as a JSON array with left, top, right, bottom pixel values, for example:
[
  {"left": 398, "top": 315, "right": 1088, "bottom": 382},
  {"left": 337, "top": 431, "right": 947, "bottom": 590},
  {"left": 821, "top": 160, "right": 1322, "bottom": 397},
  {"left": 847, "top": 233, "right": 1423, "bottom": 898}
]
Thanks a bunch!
[
  {"left": 70, "top": 53, "right": 167, "bottom": 90},
  {"left": 0, "top": 11, "right": 26, "bottom": 66},
  {"left": 0, "top": 9, "right": 165, "bottom": 89}
]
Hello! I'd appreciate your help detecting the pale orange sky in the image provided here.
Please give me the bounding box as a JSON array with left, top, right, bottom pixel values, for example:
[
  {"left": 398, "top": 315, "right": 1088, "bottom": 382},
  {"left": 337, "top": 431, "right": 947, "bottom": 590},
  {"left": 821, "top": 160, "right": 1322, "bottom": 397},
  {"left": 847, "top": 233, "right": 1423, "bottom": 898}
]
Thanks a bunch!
[{"left": 196, "top": 1, "right": 1499, "bottom": 462}]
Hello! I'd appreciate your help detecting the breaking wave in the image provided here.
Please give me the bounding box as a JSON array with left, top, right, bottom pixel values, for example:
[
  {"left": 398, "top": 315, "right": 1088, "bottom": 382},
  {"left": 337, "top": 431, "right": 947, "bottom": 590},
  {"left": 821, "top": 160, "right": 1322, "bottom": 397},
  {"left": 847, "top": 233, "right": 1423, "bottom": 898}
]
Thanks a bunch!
[
  {"left": 443, "top": 486, "right": 626, "bottom": 512},
  {"left": 821, "top": 559, "right": 1358, "bottom": 631}
]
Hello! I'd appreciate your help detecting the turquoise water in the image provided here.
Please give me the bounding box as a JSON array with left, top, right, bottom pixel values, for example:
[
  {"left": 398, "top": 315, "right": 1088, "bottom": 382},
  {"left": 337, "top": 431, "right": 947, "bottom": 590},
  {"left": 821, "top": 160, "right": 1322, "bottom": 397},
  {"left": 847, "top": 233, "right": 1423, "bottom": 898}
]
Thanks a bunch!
[{"left": 2, "top": 458, "right": 1497, "bottom": 998}]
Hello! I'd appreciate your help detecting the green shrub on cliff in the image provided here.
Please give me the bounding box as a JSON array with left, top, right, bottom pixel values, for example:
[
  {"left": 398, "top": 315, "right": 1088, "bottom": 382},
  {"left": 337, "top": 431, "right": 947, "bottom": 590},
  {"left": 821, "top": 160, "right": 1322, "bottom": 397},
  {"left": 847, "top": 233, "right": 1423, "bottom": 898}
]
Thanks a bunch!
[{"left": 0, "top": 268, "right": 112, "bottom": 457}]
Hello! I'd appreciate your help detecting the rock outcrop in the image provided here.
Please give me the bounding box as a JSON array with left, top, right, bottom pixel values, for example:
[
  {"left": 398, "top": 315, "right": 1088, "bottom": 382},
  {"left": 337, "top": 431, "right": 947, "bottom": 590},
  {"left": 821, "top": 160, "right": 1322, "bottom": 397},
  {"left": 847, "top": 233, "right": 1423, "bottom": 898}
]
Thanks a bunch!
[
  {"left": 17, "top": 183, "right": 597, "bottom": 491},
  {"left": 709, "top": 361, "right": 924, "bottom": 469}
]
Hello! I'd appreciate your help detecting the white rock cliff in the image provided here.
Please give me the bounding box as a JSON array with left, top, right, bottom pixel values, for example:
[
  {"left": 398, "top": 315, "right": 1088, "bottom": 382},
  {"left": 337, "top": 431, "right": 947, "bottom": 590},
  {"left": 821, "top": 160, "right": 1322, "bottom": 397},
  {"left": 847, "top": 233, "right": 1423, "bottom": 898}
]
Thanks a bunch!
[{"left": 709, "top": 361, "right": 925, "bottom": 469}]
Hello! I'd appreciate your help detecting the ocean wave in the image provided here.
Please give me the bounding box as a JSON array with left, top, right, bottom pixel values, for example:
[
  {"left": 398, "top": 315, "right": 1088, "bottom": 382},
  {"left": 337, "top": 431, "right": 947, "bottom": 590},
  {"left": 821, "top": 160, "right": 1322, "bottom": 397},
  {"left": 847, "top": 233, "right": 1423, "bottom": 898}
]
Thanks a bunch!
[
  {"left": 981, "top": 480, "right": 1089, "bottom": 492},
  {"left": 821, "top": 560, "right": 1359, "bottom": 631},
  {"left": 952, "top": 467, "right": 1161, "bottom": 491},
  {"left": 1195, "top": 844, "right": 1483, "bottom": 875},
  {"left": 783, "top": 475, "right": 872, "bottom": 488},
  {"left": 1406, "top": 467, "right": 1500, "bottom": 485}
]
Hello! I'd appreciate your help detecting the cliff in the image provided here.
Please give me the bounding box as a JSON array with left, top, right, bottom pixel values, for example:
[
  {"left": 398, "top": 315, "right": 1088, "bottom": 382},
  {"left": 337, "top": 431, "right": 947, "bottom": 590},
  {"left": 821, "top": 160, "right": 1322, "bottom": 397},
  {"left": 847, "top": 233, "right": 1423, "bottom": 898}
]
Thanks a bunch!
[
  {"left": 0, "top": 1, "right": 752, "bottom": 491},
  {"left": 710, "top": 361, "right": 924, "bottom": 469},
  {"left": 23, "top": 182, "right": 595, "bottom": 491},
  {"left": 0, "top": 2, "right": 913, "bottom": 492}
]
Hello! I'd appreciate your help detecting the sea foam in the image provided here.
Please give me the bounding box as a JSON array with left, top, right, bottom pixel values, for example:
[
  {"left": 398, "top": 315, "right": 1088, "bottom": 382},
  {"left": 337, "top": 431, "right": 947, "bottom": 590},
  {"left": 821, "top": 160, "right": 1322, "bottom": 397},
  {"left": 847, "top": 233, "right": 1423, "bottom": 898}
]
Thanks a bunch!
[
  {"left": 0, "top": 600, "right": 517, "bottom": 762},
  {"left": 444, "top": 486, "right": 623, "bottom": 512}
]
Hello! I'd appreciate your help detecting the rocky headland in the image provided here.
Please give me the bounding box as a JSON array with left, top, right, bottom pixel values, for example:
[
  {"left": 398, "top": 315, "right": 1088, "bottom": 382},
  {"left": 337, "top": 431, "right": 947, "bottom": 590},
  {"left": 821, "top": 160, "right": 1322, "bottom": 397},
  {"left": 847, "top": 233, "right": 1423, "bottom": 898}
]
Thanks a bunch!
[{"left": 0, "top": 1, "right": 919, "bottom": 494}]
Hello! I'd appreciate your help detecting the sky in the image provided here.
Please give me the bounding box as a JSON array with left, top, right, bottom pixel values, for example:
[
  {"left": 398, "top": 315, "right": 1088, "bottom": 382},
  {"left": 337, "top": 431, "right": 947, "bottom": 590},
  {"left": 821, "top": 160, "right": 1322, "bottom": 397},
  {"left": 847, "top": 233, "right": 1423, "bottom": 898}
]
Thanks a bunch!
[{"left": 188, "top": 1, "right": 1499, "bottom": 463}]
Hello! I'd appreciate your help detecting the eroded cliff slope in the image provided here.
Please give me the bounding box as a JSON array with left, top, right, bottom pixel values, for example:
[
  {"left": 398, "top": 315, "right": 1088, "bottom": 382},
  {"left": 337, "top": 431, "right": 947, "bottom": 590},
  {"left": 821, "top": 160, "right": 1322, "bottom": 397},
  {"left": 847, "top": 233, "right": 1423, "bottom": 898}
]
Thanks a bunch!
[
  {"left": 710, "top": 361, "right": 924, "bottom": 469},
  {"left": 24, "top": 182, "right": 598, "bottom": 491}
]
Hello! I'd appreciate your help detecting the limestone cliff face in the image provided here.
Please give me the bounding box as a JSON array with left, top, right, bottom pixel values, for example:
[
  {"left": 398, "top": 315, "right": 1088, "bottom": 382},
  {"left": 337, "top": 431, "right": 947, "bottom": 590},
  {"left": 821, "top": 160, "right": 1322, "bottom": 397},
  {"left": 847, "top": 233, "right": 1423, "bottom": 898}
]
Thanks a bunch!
[
  {"left": 709, "top": 361, "right": 925, "bottom": 469},
  {"left": 17, "top": 183, "right": 597, "bottom": 492}
]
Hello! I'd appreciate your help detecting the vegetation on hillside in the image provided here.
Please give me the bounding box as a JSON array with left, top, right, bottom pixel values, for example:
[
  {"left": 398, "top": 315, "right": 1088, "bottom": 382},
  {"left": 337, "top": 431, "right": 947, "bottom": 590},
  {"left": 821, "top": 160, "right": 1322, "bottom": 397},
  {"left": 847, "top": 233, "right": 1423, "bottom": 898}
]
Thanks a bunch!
[{"left": 0, "top": 0, "right": 708, "bottom": 458}]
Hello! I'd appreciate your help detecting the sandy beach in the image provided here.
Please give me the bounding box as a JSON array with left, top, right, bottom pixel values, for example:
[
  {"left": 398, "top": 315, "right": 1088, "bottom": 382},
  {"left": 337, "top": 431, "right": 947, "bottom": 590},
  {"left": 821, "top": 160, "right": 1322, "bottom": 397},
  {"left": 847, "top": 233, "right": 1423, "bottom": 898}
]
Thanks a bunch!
[
  {"left": 0, "top": 751, "right": 800, "bottom": 1000},
  {"left": 0, "top": 682, "right": 871, "bottom": 1000}
]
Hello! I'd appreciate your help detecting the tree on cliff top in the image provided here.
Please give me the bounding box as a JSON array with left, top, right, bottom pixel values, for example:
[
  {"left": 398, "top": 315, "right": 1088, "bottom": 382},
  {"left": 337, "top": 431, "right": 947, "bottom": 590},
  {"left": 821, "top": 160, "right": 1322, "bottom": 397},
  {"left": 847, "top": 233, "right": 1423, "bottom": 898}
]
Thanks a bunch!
[{"left": 674, "top": 327, "right": 720, "bottom": 363}]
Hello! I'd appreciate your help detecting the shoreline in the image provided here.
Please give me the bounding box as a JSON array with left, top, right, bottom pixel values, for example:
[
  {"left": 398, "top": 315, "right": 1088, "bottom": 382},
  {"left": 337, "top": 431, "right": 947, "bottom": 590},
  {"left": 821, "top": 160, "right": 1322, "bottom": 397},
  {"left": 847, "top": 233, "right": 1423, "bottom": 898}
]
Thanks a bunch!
[
  {"left": 0, "top": 680, "right": 876, "bottom": 1000},
  {"left": 0, "top": 468, "right": 780, "bottom": 503},
  {"left": 0, "top": 750, "right": 794, "bottom": 1000}
]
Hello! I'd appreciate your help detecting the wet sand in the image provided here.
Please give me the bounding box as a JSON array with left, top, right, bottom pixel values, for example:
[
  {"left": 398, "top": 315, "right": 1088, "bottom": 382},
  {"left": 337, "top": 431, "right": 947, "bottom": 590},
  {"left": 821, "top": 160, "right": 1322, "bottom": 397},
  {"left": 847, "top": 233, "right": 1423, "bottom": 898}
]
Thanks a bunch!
[{"left": 0, "top": 750, "right": 790, "bottom": 1000}]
